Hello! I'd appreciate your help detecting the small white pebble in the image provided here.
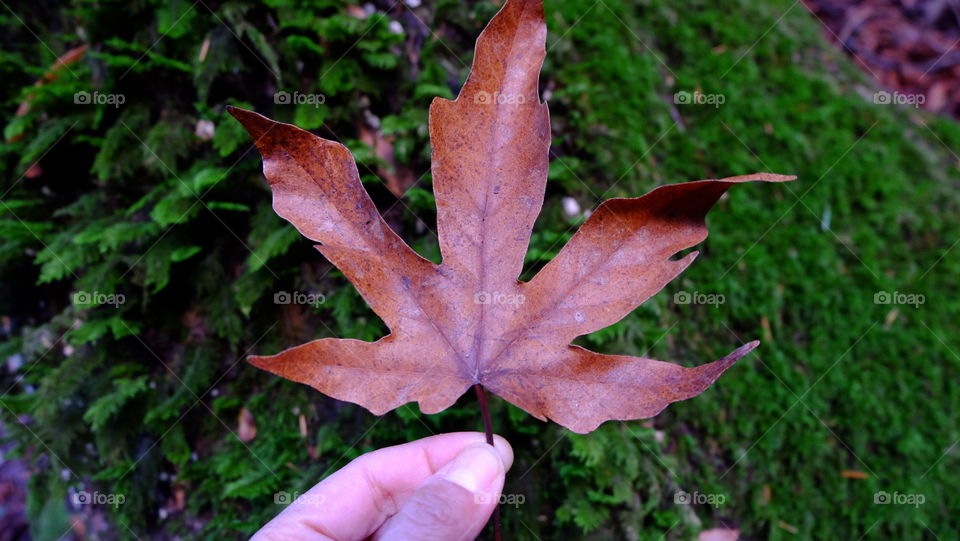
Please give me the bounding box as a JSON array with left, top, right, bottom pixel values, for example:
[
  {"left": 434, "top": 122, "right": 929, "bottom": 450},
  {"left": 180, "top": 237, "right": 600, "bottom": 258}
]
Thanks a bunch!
[
  {"left": 562, "top": 197, "right": 581, "bottom": 218},
  {"left": 195, "top": 119, "right": 215, "bottom": 141}
]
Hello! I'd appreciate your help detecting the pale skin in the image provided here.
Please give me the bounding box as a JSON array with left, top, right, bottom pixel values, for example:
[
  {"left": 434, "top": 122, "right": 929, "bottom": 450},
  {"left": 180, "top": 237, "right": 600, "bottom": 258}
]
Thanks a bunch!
[{"left": 253, "top": 432, "right": 513, "bottom": 541}]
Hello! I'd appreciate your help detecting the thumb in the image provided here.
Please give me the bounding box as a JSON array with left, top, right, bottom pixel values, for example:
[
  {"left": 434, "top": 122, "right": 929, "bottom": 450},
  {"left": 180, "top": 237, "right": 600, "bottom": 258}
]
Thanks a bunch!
[{"left": 374, "top": 440, "right": 512, "bottom": 541}]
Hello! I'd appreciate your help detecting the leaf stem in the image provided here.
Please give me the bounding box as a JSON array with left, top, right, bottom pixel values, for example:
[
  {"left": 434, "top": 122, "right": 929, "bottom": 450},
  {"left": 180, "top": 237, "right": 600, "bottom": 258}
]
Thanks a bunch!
[
  {"left": 473, "top": 384, "right": 501, "bottom": 541},
  {"left": 474, "top": 383, "right": 494, "bottom": 445}
]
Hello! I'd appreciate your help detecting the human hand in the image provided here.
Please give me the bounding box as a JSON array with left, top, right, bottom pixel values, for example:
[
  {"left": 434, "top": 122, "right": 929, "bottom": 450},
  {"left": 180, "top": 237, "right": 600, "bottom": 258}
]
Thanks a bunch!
[{"left": 253, "top": 432, "right": 513, "bottom": 541}]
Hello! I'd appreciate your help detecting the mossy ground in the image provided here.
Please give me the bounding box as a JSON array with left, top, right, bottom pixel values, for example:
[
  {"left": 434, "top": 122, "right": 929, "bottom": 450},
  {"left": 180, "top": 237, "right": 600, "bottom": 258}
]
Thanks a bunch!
[{"left": 1, "top": 0, "right": 956, "bottom": 539}]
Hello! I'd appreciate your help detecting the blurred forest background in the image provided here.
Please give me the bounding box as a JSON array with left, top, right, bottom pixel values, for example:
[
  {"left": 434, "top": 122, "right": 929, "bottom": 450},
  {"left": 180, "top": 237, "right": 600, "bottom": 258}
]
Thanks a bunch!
[{"left": 1, "top": 0, "right": 958, "bottom": 539}]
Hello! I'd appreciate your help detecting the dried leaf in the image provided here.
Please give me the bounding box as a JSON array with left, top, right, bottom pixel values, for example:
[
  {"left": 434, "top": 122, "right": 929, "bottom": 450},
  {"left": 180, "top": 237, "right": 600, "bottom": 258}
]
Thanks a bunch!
[{"left": 229, "top": 0, "right": 793, "bottom": 433}]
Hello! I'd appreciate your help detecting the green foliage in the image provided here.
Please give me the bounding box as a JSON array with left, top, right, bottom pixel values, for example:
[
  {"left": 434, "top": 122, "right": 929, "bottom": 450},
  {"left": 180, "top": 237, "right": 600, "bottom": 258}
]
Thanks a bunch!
[
  {"left": 83, "top": 376, "right": 149, "bottom": 431},
  {"left": 1, "top": 0, "right": 957, "bottom": 540}
]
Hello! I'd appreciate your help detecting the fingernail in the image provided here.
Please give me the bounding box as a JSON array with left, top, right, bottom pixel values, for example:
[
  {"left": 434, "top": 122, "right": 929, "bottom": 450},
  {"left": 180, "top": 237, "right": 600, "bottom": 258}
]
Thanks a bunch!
[{"left": 442, "top": 444, "right": 503, "bottom": 494}]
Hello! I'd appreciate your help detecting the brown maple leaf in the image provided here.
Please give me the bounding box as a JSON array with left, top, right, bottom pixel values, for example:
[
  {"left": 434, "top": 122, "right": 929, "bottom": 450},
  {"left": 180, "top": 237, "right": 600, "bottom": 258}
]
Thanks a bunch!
[{"left": 228, "top": 0, "right": 794, "bottom": 433}]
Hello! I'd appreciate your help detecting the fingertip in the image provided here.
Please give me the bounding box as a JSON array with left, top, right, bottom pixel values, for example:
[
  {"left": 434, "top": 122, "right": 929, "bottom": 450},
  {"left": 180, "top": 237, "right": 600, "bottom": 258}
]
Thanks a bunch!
[
  {"left": 490, "top": 434, "right": 514, "bottom": 472},
  {"left": 441, "top": 443, "right": 505, "bottom": 494}
]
